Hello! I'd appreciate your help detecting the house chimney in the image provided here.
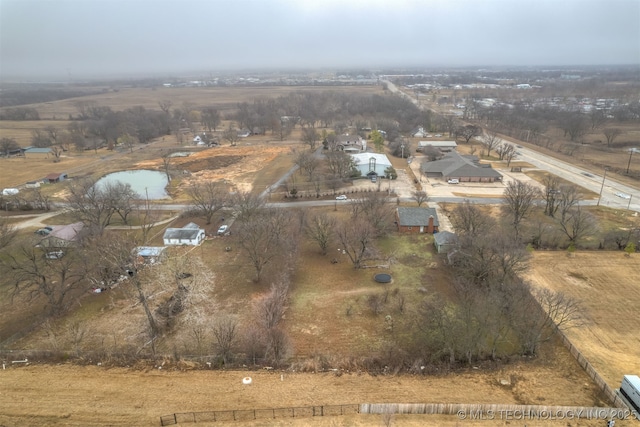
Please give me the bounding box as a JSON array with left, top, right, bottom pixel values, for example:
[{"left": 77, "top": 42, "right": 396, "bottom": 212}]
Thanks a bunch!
[{"left": 428, "top": 215, "right": 434, "bottom": 232}]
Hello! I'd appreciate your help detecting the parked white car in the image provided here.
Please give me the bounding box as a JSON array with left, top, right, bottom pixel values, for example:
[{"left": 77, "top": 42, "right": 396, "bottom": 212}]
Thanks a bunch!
[
  {"left": 45, "top": 250, "right": 64, "bottom": 259},
  {"left": 335, "top": 195, "right": 348, "bottom": 200},
  {"left": 217, "top": 225, "right": 228, "bottom": 235},
  {"left": 447, "top": 179, "right": 460, "bottom": 184},
  {"left": 615, "top": 192, "right": 631, "bottom": 199}
]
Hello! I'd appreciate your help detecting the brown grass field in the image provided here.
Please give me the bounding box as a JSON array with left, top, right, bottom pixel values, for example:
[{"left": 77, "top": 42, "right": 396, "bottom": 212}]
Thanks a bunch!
[
  {"left": 525, "top": 251, "right": 640, "bottom": 387},
  {"left": 1, "top": 358, "right": 631, "bottom": 427}
]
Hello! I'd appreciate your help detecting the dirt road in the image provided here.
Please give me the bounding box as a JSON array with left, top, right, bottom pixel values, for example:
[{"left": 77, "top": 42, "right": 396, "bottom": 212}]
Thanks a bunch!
[{"left": 0, "top": 361, "right": 621, "bottom": 427}]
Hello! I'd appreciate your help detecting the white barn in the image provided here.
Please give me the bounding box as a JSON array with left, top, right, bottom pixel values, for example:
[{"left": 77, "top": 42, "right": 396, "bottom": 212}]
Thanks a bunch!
[{"left": 163, "top": 222, "right": 205, "bottom": 246}]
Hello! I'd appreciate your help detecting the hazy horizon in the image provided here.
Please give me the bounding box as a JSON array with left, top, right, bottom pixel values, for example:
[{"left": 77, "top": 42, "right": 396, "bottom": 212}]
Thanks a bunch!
[{"left": 1, "top": 0, "right": 639, "bottom": 81}]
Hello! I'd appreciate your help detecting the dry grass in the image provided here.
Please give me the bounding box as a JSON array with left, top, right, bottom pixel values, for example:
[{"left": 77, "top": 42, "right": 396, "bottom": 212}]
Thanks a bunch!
[
  {"left": 524, "top": 170, "right": 600, "bottom": 199},
  {"left": 6, "top": 85, "right": 382, "bottom": 120},
  {"left": 0, "top": 353, "right": 616, "bottom": 427},
  {"left": 525, "top": 251, "right": 640, "bottom": 386}
]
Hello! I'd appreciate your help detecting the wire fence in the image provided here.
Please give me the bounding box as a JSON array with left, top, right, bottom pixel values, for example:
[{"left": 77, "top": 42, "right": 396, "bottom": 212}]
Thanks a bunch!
[
  {"left": 160, "top": 404, "right": 359, "bottom": 426},
  {"left": 555, "top": 328, "right": 628, "bottom": 408}
]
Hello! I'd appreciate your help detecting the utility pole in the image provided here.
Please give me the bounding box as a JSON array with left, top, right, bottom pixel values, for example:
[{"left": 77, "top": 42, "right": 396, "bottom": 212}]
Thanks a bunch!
[
  {"left": 627, "top": 148, "right": 638, "bottom": 174},
  {"left": 597, "top": 168, "right": 609, "bottom": 207}
]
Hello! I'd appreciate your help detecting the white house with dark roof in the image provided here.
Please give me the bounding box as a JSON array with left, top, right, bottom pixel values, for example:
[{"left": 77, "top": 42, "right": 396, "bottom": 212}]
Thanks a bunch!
[
  {"left": 421, "top": 151, "right": 502, "bottom": 182},
  {"left": 163, "top": 222, "right": 205, "bottom": 246}
]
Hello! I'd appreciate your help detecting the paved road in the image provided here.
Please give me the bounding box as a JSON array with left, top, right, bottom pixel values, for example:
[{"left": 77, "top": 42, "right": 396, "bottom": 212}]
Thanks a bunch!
[
  {"left": 514, "top": 145, "right": 639, "bottom": 211},
  {"left": 381, "top": 79, "right": 639, "bottom": 212}
]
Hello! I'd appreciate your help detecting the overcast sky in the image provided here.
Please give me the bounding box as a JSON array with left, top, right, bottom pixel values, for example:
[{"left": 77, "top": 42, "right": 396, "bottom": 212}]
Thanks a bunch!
[{"left": 1, "top": 0, "right": 639, "bottom": 80}]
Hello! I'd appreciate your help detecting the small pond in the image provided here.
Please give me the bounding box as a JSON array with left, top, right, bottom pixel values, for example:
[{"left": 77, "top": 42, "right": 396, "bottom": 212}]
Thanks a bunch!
[{"left": 96, "top": 170, "right": 169, "bottom": 199}]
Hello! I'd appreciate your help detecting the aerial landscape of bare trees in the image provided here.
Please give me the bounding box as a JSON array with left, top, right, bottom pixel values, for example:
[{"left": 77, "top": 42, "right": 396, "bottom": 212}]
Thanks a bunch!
[{"left": 1, "top": 70, "right": 635, "bottom": 375}]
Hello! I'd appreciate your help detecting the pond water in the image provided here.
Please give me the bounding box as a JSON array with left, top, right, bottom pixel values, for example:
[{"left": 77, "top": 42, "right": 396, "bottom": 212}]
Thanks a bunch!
[{"left": 96, "top": 170, "right": 169, "bottom": 199}]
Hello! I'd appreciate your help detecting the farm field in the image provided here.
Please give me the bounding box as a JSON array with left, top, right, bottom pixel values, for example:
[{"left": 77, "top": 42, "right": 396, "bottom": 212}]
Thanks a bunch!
[
  {"left": 525, "top": 251, "right": 640, "bottom": 387},
  {"left": 1, "top": 85, "right": 383, "bottom": 121}
]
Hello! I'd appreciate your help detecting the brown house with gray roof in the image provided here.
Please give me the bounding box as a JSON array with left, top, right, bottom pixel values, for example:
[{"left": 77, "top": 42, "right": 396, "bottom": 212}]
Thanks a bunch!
[{"left": 396, "top": 207, "right": 439, "bottom": 234}]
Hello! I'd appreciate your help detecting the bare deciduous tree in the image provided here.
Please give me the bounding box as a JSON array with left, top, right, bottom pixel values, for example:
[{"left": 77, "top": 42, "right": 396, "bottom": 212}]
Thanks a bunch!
[
  {"left": 66, "top": 178, "right": 139, "bottom": 234},
  {"left": 0, "top": 218, "right": 17, "bottom": 249},
  {"left": 236, "top": 208, "right": 292, "bottom": 282},
  {"left": 301, "top": 127, "right": 320, "bottom": 150},
  {"left": 256, "top": 281, "right": 289, "bottom": 330},
  {"left": 0, "top": 137, "right": 19, "bottom": 157},
  {"left": 556, "top": 205, "right": 597, "bottom": 246},
  {"left": 212, "top": 314, "right": 238, "bottom": 365},
  {"left": 508, "top": 284, "right": 583, "bottom": 356},
  {"left": 449, "top": 200, "right": 495, "bottom": 238},
  {"left": 292, "top": 148, "right": 319, "bottom": 180},
  {"left": 223, "top": 123, "right": 239, "bottom": 146},
  {"left": 350, "top": 192, "right": 394, "bottom": 236},
  {"left": 411, "top": 190, "right": 429, "bottom": 207},
  {"left": 503, "top": 180, "right": 537, "bottom": 240},
  {"left": 541, "top": 174, "right": 560, "bottom": 217},
  {"left": 455, "top": 124, "right": 482, "bottom": 144},
  {"left": 335, "top": 219, "right": 375, "bottom": 269},
  {"left": 482, "top": 130, "right": 501, "bottom": 157},
  {"left": 264, "top": 326, "right": 292, "bottom": 365},
  {"left": 325, "top": 150, "right": 354, "bottom": 179},
  {"left": 186, "top": 181, "right": 228, "bottom": 225},
  {"left": 4, "top": 242, "right": 87, "bottom": 317},
  {"left": 158, "top": 100, "right": 173, "bottom": 115},
  {"left": 201, "top": 107, "right": 221, "bottom": 132},
  {"left": 306, "top": 213, "right": 335, "bottom": 255},
  {"left": 603, "top": 128, "right": 623, "bottom": 147},
  {"left": 232, "top": 191, "right": 266, "bottom": 223}
]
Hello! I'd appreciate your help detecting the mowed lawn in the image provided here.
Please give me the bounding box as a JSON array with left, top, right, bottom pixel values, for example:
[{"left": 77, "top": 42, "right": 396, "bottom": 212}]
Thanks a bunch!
[{"left": 525, "top": 251, "right": 640, "bottom": 387}]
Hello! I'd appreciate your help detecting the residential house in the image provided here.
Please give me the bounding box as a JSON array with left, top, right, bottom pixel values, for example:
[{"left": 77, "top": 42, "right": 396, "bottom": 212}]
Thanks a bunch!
[
  {"left": 417, "top": 140, "right": 458, "bottom": 153},
  {"left": 24, "top": 147, "right": 52, "bottom": 159},
  {"left": 336, "top": 134, "right": 367, "bottom": 153},
  {"left": 421, "top": 151, "right": 503, "bottom": 182},
  {"left": 434, "top": 231, "right": 457, "bottom": 253},
  {"left": 39, "top": 222, "right": 86, "bottom": 249},
  {"left": 396, "top": 207, "right": 439, "bottom": 234},
  {"left": 350, "top": 153, "right": 392, "bottom": 178},
  {"left": 163, "top": 222, "right": 206, "bottom": 246},
  {"left": 45, "top": 172, "right": 67, "bottom": 183},
  {"left": 134, "top": 246, "right": 168, "bottom": 265},
  {"left": 411, "top": 126, "right": 429, "bottom": 138}
]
